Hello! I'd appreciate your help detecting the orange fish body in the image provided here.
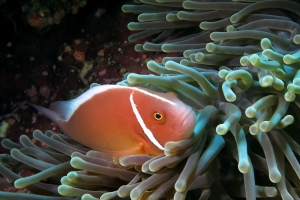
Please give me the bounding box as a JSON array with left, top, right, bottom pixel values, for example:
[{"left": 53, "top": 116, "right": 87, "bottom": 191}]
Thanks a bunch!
[{"left": 30, "top": 85, "right": 196, "bottom": 157}]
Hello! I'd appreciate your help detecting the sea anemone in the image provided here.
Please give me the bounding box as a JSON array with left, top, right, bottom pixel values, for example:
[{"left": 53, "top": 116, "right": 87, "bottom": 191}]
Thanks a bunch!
[{"left": 1, "top": 0, "right": 300, "bottom": 200}]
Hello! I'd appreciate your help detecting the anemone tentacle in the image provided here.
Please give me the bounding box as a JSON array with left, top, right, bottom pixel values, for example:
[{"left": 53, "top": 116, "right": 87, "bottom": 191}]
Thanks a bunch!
[{"left": 1, "top": 0, "right": 300, "bottom": 199}]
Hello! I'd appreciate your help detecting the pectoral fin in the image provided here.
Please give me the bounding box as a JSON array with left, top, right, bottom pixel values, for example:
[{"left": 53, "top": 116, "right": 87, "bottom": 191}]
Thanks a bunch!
[{"left": 109, "top": 143, "right": 145, "bottom": 164}]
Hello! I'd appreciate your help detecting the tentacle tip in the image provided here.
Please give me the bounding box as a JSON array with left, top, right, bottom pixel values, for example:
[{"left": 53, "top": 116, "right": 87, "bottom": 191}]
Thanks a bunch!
[
  {"left": 261, "top": 75, "right": 273, "bottom": 87},
  {"left": 259, "top": 121, "right": 271, "bottom": 132},
  {"left": 230, "top": 14, "right": 238, "bottom": 24},
  {"left": 195, "top": 52, "right": 204, "bottom": 62},
  {"left": 67, "top": 171, "right": 78, "bottom": 181},
  {"left": 293, "top": 78, "right": 300, "bottom": 85},
  {"left": 281, "top": 115, "right": 294, "bottom": 126},
  {"left": 32, "top": 129, "right": 43, "bottom": 138},
  {"left": 127, "top": 22, "right": 137, "bottom": 31},
  {"left": 249, "top": 54, "right": 260, "bottom": 66},
  {"left": 225, "top": 94, "right": 236, "bottom": 102},
  {"left": 58, "top": 185, "right": 71, "bottom": 196},
  {"left": 245, "top": 107, "right": 256, "bottom": 118},
  {"left": 82, "top": 194, "right": 97, "bottom": 200},
  {"left": 262, "top": 49, "right": 272, "bottom": 54},
  {"left": 218, "top": 69, "right": 229, "bottom": 78},
  {"left": 293, "top": 35, "right": 300, "bottom": 44},
  {"left": 240, "top": 56, "right": 250, "bottom": 66},
  {"left": 130, "top": 189, "right": 141, "bottom": 200},
  {"left": 164, "top": 60, "right": 175, "bottom": 69},
  {"left": 117, "top": 187, "right": 129, "bottom": 198},
  {"left": 127, "top": 73, "right": 139, "bottom": 84},
  {"left": 101, "top": 192, "right": 118, "bottom": 200},
  {"left": 284, "top": 92, "right": 296, "bottom": 102},
  {"left": 238, "top": 162, "right": 250, "bottom": 174},
  {"left": 146, "top": 60, "right": 156, "bottom": 66},
  {"left": 70, "top": 156, "right": 84, "bottom": 168},
  {"left": 175, "top": 181, "right": 186, "bottom": 193},
  {"left": 121, "top": 5, "right": 129, "bottom": 13},
  {"left": 149, "top": 164, "right": 160, "bottom": 173},
  {"left": 164, "top": 141, "right": 176, "bottom": 152},
  {"left": 14, "top": 179, "right": 25, "bottom": 189},
  {"left": 206, "top": 43, "right": 216, "bottom": 52},
  {"left": 270, "top": 171, "right": 281, "bottom": 183},
  {"left": 216, "top": 124, "right": 228, "bottom": 135},
  {"left": 119, "top": 159, "right": 127, "bottom": 167},
  {"left": 226, "top": 25, "right": 236, "bottom": 32},
  {"left": 141, "top": 165, "right": 150, "bottom": 173},
  {"left": 287, "top": 83, "right": 297, "bottom": 93},
  {"left": 249, "top": 124, "right": 259, "bottom": 135},
  {"left": 283, "top": 55, "right": 293, "bottom": 65},
  {"left": 261, "top": 38, "right": 271, "bottom": 49}
]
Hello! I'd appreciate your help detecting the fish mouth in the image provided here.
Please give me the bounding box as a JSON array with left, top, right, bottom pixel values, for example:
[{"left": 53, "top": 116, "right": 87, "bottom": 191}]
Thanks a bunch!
[{"left": 177, "top": 108, "right": 196, "bottom": 138}]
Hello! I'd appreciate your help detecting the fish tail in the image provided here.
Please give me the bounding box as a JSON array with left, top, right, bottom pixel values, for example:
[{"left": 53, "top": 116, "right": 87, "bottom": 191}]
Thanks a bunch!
[{"left": 28, "top": 102, "right": 61, "bottom": 124}]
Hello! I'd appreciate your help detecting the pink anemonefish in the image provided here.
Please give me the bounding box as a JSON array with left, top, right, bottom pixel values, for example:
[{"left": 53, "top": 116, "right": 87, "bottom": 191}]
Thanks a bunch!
[{"left": 30, "top": 85, "right": 196, "bottom": 157}]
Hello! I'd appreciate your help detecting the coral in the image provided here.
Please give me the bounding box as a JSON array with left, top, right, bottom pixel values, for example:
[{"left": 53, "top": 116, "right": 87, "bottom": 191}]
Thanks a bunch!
[
  {"left": 39, "top": 85, "right": 51, "bottom": 98},
  {"left": 94, "top": 9, "right": 106, "bottom": 18},
  {"left": 27, "top": 12, "right": 48, "bottom": 29},
  {"left": 73, "top": 51, "right": 86, "bottom": 62},
  {"left": 0, "top": 121, "right": 9, "bottom": 138},
  {"left": 22, "top": 0, "right": 87, "bottom": 30},
  {"left": 79, "top": 61, "right": 94, "bottom": 85},
  {"left": 1, "top": 0, "right": 300, "bottom": 200}
]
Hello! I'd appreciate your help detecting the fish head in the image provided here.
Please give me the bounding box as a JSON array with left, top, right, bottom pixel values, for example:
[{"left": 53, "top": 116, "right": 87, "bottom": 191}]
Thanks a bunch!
[{"left": 131, "top": 89, "right": 196, "bottom": 150}]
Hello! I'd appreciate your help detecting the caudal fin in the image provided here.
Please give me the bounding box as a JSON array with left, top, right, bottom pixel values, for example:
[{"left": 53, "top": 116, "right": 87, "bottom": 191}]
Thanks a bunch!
[{"left": 28, "top": 102, "right": 62, "bottom": 124}]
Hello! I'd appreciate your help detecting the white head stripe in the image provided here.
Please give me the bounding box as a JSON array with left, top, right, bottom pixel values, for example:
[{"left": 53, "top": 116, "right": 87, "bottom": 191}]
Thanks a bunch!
[
  {"left": 132, "top": 87, "right": 175, "bottom": 105},
  {"left": 129, "top": 92, "right": 165, "bottom": 150}
]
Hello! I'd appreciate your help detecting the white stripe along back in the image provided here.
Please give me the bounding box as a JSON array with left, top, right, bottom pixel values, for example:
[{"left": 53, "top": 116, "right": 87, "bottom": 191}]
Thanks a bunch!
[
  {"left": 132, "top": 87, "right": 175, "bottom": 105},
  {"left": 58, "top": 85, "right": 175, "bottom": 122}
]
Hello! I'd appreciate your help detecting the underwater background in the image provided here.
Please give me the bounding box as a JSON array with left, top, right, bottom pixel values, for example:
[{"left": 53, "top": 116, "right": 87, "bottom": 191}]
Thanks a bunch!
[{"left": 0, "top": 0, "right": 299, "bottom": 199}]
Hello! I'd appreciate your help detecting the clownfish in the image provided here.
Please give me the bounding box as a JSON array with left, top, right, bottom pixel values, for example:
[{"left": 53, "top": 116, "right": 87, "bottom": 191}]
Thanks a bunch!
[{"left": 30, "top": 85, "right": 196, "bottom": 157}]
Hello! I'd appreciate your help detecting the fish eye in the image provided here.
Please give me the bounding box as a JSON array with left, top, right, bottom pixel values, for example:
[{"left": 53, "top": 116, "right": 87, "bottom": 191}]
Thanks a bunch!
[
  {"left": 154, "top": 112, "right": 162, "bottom": 120},
  {"left": 153, "top": 109, "right": 165, "bottom": 123}
]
